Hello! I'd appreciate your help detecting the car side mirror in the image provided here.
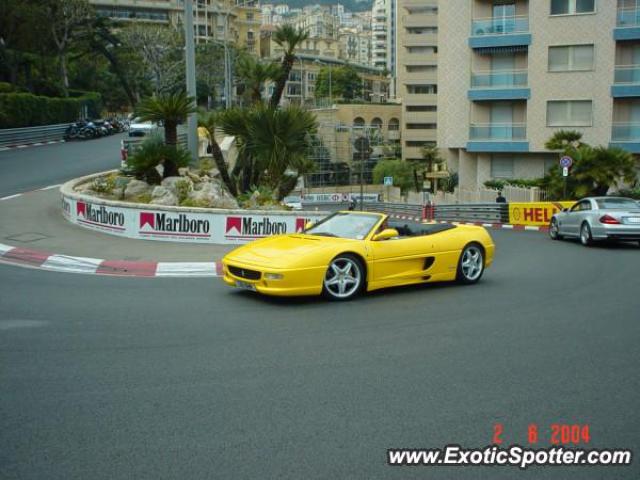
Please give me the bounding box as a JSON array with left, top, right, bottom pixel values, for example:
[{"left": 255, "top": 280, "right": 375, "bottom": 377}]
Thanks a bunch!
[
  {"left": 372, "top": 228, "right": 399, "bottom": 241},
  {"left": 304, "top": 221, "right": 314, "bottom": 230},
  {"left": 562, "top": 208, "right": 568, "bottom": 212}
]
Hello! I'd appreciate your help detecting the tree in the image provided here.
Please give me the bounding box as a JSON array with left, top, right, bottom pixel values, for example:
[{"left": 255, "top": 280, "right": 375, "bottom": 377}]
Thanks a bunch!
[
  {"left": 218, "top": 105, "right": 318, "bottom": 196},
  {"left": 198, "top": 111, "right": 237, "bottom": 197},
  {"left": 372, "top": 159, "right": 414, "bottom": 194},
  {"left": 269, "top": 25, "right": 309, "bottom": 108},
  {"left": 315, "top": 65, "right": 362, "bottom": 101},
  {"left": 419, "top": 145, "right": 445, "bottom": 192},
  {"left": 44, "top": 0, "right": 94, "bottom": 96},
  {"left": 135, "top": 92, "right": 197, "bottom": 177},
  {"left": 236, "top": 55, "right": 281, "bottom": 106},
  {"left": 542, "top": 130, "right": 637, "bottom": 199},
  {"left": 121, "top": 24, "right": 184, "bottom": 95}
]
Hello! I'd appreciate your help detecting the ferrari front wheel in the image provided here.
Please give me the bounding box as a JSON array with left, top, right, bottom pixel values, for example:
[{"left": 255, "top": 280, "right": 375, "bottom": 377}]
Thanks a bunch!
[
  {"left": 322, "top": 254, "right": 364, "bottom": 301},
  {"left": 456, "top": 243, "right": 484, "bottom": 284}
]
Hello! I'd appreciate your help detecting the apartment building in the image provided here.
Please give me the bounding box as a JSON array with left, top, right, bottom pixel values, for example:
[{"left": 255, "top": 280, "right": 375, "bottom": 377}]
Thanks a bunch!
[
  {"left": 438, "top": 0, "right": 633, "bottom": 190},
  {"left": 371, "top": 0, "right": 388, "bottom": 69},
  {"left": 91, "top": 0, "right": 260, "bottom": 50},
  {"left": 396, "top": 0, "right": 439, "bottom": 162}
]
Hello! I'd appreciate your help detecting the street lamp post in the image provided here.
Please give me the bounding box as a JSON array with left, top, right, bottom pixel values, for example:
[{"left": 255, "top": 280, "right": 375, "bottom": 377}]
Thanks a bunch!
[{"left": 184, "top": 0, "right": 198, "bottom": 161}]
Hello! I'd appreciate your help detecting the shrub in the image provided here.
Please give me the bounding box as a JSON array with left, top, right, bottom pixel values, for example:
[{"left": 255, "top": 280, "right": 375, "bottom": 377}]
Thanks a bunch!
[
  {"left": 174, "top": 178, "right": 192, "bottom": 203},
  {"left": 91, "top": 174, "right": 117, "bottom": 194},
  {"left": 0, "top": 82, "right": 14, "bottom": 93},
  {"left": 197, "top": 158, "right": 214, "bottom": 176},
  {"left": 372, "top": 159, "right": 414, "bottom": 193},
  {"left": 0, "top": 91, "right": 103, "bottom": 128},
  {"left": 484, "top": 179, "right": 506, "bottom": 190},
  {"left": 126, "top": 135, "right": 191, "bottom": 183},
  {"left": 180, "top": 198, "right": 211, "bottom": 208},
  {"left": 617, "top": 188, "right": 640, "bottom": 199},
  {"left": 131, "top": 193, "right": 153, "bottom": 204}
]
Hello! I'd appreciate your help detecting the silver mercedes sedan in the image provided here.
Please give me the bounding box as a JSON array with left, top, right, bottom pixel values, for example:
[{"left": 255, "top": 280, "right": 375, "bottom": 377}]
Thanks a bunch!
[{"left": 549, "top": 197, "right": 640, "bottom": 246}]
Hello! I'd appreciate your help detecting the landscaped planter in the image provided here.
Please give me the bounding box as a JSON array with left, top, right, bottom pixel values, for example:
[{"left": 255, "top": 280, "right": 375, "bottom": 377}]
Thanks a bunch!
[{"left": 61, "top": 171, "right": 328, "bottom": 244}]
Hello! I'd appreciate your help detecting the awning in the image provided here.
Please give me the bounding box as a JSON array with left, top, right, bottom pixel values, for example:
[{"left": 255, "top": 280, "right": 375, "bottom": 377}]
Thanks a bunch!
[{"left": 474, "top": 45, "right": 529, "bottom": 55}]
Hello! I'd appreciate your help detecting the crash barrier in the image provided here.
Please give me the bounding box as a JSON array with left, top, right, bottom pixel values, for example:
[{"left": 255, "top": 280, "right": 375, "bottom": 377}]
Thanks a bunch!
[
  {"left": 363, "top": 202, "right": 424, "bottom": 221},
  {"left": 509, "top": 201, "right": 576, "bottom": 226},
  {"left": 0, "top": 123, "right": 68, "bottom": 148},
  {"left": 61, "top": 172, "right": 328, "bottom": 244},
  {"left": 433, "top": 204, "right": 509, "bottom": 224}
]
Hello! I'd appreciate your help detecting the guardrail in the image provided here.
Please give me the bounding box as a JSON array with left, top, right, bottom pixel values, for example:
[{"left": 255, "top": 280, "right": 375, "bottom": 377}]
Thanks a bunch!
[
  {"left": 0, "top": 123, "right": 69, "bottom": 148},
  {"left": 434, "top": 204, "right": 509, "bottom": 224},
  {"left": 364, "top": 202, "right": 424, "bottom": 220}
]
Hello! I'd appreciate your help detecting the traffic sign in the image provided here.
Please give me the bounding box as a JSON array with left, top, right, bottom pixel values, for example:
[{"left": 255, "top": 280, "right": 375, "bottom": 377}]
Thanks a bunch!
[
  {"left": 562, "top": 166, "right": 569, "bottom": 177},
  {"left": 560, "top": 156, "right": 573, "bottom": 168},
  {"left": 383, "top": 176, "right": 393, "bottom": 186}
]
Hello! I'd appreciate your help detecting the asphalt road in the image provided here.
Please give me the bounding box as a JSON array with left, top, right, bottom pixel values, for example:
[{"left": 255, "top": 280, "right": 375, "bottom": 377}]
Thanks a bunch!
[
  {"left": 1, "top": 230, "right": 639, "bottom": 479},
  {"left": 0, "top": 135, "right": 124, "bottom": 197}
]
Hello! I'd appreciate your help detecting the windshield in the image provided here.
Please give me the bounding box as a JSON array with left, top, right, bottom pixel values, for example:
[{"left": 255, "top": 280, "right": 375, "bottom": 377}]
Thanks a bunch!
[
  {"left": 596, "top": 198, "right": 639, "bottom": 209},
  {"left": 305, "top": 213, "right": 382, "bottom": 240}
]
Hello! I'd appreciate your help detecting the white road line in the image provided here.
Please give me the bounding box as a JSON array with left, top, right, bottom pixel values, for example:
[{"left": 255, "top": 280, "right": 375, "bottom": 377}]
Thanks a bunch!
[
  {"left": 0, "top": 193, "right": 22, "bottom": 201},
  {"left": 38, "top": 184, "right": 61, "bottom": 191},
  {"left": 155, "top": 262, "right": 218, "bottom": 277},
  {"left": 16, "top": 145, "right": 27, "bottom": 149},
  {"left": 524, "top": 226, "right": 542, "bottom": 231},
  {"left": 41, "top": 255, "right": 103, "bottom": 274},
  {"left": 0, "top": 243, "right": 16, "bottom": 256}
]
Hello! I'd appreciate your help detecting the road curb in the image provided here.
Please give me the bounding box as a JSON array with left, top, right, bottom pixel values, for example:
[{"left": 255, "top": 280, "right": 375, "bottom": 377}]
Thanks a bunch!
[
  {"left": 0, "top": 243, "right": 220, "bottom": 278},
  {"left": 0, "top": 140, "right": 65, "bottom": 152}
]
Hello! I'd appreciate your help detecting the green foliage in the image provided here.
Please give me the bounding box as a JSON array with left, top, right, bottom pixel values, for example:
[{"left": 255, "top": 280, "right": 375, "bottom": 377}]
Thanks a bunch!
[
  {"left": 315, "top": 65, "right": 362, "bottom": 100},
  {"left": 0, "top": 82, "right": 15, "bottom": 93},
  {"left": 218, "top": 105, "right": 318, "bottom": 195},
  {"left": 270, "top": 25, "right": 309, "bottom": 108},
  {"left": 372, "top": 159, "right": 414, "bottom": 193},
  {"left": 617, "top": 187, "right": 640, "bottom": 199},
  {"left": 544, "top": 130, "right": 584, "bottom": 151},
  {"left": 543, "top": 130, "right": 638, "bottom": 199},
  {"left": 179, "top": 198, "right": 211, "bottom": 208},
  {"left": 440, "top": 172, "right": 459, "bottom": 193},
  {"left": 483, "top": 179, "right": 506, "bottom": 190},
  {"left": 484, "top": 178, "right": 542, "bottom": 190},
  {"left": 131, "top": 193, "right": 152, "bottom": 204},
  {"left": 126, "top": 135, "right": 190, "bottom": 184},
  {"left": 135, "top": 92, "right": 196, "bottom": 149},
  {"left": 174, "top": 178, "right": 192, "bottom": 203},
  {"left": 0, "top": 91, "right": 102, "bottom": 128},
  {"left": 236, "top": 55, "right": 281, "bottom": 105},
  {"left": 237, "top": 185, "right": 279, "bottom": 208},
  {"left": 197, "top": 158, "right": 214, "bottom": 176},
  {"left": 91, "top": 174, "right": 117, "bottom": 194}
]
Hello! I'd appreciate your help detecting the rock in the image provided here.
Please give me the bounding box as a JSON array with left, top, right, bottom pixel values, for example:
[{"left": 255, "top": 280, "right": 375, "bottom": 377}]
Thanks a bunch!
[
  {"left": 150, "top": 186, "right": 178, "bottom": 206},
  {"left": 210, "top": 196, "right": 239, "bottom": 209},
  {"left": 161, "top": 176, "right": 193, "bottom": 196},
  {"left": 187, "top": 181, "right": 221, "bottom": 205},
  {"left": 178, "top": 167, "right": 189, "bottom": 176},
  {"left": 186, "top": 171, "right": 202, "bottom": 183},
  {"left": 124, "top": 179, "right": 151, "bottom": 198}
]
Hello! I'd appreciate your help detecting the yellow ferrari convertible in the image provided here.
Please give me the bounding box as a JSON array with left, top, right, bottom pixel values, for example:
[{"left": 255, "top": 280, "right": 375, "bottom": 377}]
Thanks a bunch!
[{"left": 222, "top": 211, "right": 495, "bottom": 301}]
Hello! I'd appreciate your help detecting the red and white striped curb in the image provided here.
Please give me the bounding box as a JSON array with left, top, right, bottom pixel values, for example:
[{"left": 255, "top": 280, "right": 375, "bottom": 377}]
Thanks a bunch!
[
  {"left": 0, "top": 140, "right": 65, "bottom": 152},
  {"left": 0, "top": 243, "right": 221, "bottom": 277}
]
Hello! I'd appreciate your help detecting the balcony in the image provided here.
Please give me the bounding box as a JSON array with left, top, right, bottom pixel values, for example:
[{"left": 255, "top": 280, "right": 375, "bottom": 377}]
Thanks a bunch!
[
  {"left": 467, "top": 123, "right": 529, "bottom": 152},
  {"left": 610, "top": 123, "right": 640, "bottom": 153},
  {"left": 615, "top": 6, "right": 640, "bottom": 41},
  {"left": 469, "top": 15, "right": 531, "bottom": 49},
  {"left": 469, "top": 70, "right": 530, "bottom": 100},
  {"left": 611, "top": 65, "right": 640, "bottom": 97}
]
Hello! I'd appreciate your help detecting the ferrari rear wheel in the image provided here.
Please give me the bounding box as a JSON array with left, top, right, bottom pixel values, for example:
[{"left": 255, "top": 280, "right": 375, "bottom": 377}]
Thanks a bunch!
[
  {"left": 323, "top": 255, "right": 364, "bottom": 301},
  {"left": 456, "top": 243, "right": 484, "bottom": 284}
]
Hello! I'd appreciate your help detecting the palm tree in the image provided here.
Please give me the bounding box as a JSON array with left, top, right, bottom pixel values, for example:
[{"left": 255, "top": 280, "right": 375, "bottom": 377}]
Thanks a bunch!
[
  {"left": 269, "top": 25, "right": 309, "bottom": 108},
  {"left": 135, "top": 92, "right": 196, "bottom": 177},
  {"left": 218, "top": 105, "right": 318, "bottom": 196},
  {"left": 236, "top": 55, "right": 281, "bottom": 106},
  {"left": 198, "top": 111, "right": 237, "bottom": 197}
]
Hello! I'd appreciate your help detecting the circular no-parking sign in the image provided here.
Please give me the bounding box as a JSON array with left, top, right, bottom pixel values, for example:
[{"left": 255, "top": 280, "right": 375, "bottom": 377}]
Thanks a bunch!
[{"left": 560, "top": 156, "right": 573, "bottom": 168}]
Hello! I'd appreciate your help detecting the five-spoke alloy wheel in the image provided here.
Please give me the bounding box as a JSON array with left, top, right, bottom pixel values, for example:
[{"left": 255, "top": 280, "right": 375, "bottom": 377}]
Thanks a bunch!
[
  {"left": 580, "top": 222, "right": 593, "bottom": 247},
  {"left": 549, "top": 218, "right": 562, "bottom": 240},
  {"left": 323, "top": 255, "right": 364, "bottom": 301},
  {"left": 456, "top": 243, "right": 484, "bottom": 284}
]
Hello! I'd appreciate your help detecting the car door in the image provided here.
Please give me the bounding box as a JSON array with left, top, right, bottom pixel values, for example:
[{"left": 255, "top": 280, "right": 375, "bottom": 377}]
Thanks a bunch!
[
  {"left": 367, "top": 235, "right": 434, "bottom": 288},
  {"left": 562, "top": 200, "right": 589, "bottom": 236}
]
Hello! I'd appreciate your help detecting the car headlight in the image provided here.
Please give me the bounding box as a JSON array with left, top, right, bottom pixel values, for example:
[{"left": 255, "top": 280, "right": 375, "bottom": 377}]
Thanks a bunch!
[{"left": 264, "top": 273, "right": 284, "bottom": 280}]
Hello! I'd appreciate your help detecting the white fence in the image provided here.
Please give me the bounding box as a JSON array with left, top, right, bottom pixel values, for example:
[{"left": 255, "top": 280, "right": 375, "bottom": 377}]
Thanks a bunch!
[{"left": 430, "top": 185, "right": 546, "bottom": 204}]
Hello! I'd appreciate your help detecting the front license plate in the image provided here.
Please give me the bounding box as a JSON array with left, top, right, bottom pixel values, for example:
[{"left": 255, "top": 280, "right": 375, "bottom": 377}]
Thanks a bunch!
[
  {"left": 624, "top": 217, "right": 640, "bottom": 224},
  {"left": 235, "top": 280, "right": 256, "bottom": 291}
]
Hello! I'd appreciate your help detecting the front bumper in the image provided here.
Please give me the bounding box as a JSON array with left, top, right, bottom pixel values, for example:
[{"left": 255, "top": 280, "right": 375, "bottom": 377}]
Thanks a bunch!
[{"left": 221, "top": 259, "right": 325, "bottom": 297}]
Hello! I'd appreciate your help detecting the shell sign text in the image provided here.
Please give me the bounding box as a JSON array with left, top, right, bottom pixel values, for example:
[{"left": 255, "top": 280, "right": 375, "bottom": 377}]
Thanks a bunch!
[{"left": 509, "top": 201, "right": 576, "bottom": 226}]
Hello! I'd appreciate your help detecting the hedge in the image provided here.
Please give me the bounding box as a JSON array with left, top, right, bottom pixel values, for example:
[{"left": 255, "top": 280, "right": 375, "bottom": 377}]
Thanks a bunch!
[{"left": 0, "top": 91, "right": 103, "bottom": 128}]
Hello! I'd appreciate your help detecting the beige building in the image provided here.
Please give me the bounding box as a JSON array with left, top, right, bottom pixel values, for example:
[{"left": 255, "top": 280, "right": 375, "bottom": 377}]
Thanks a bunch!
[
  {"left": 396, "top": 0, "right": 439, "bottom": 162},
  {"left": 438, "top": 0, "right": 635, "bottom": 190},
  {"left": 91, "top": 0, "right": 261, "bottom": 50}
]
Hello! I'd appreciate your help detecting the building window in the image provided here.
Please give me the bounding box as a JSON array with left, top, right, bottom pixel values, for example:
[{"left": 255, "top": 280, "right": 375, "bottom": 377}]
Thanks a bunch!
[
  {"left": 491, "top": 157, "right": 514, "bottom": 179},
  {"left": 406, "top": 65, "right": 437, "bottom": 73},
  {"left": 548, "top": 45, "right": 594, "bottom": 71},
  {"left": 406, "top": 27, "right": 438, "bottom": 34},
  {"left": 406, "top": 105, "right": 437, "bottom": 112},
  {"left": 389, "top": 118, "right": 400, "bottom": 130},
  {"left": 406, "top": 123, "right": 437, "bottom": 129},
  {"left": 406, "top": 46, "right": 437, "bottom": 55},
  {"left": 547, "top": 100, "right": 593, "bottom": 126},
  {"left": 550, "top": 0, "right": 595, "bottom": 15},
  {"left": 407, "top": 85, "right": 437, "bottom": 94},
  {"left": 406, "top": 141, "right": 436, "bottom": 147}
]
